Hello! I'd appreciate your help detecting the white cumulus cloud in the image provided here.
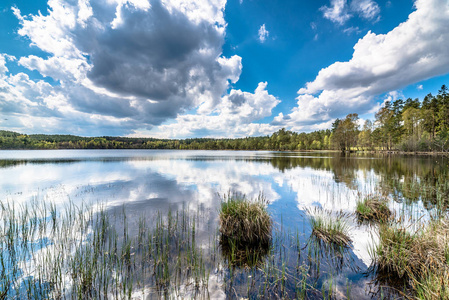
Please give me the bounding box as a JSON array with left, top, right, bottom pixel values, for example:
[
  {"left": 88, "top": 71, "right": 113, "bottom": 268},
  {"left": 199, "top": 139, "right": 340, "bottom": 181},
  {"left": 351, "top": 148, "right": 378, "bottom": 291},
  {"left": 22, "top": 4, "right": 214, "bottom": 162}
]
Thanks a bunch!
[
  {"left": 321, "top": 0, "right": 380, "bottom": 25},
  {"left": 277, "top": 0, "right": 449, "bottom": 130},
  {"left": 155, "top": 82, "right": 281, "bottom": 138},
  {"left": 1, "top": 0, "right": 281, "bottom": 136},
  {"left": 258, "top": 24, "right": 269, "bottom": 43},
  {"left": 320, "top": 0, "right": 351, "bottom": 25}
]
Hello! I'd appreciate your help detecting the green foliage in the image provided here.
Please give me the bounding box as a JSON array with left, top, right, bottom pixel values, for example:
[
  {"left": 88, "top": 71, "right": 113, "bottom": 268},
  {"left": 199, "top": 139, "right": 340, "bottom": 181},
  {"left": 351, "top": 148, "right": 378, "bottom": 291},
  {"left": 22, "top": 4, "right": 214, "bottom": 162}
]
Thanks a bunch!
[
  {"left": 373, "top": 85, "right": 449, "bottom": 152},
  {"left": 331, "top": 113, "right": 359, "bottom": 151},
  {"left": 0, "top": 128, "right": 333, "bottom": 151}
]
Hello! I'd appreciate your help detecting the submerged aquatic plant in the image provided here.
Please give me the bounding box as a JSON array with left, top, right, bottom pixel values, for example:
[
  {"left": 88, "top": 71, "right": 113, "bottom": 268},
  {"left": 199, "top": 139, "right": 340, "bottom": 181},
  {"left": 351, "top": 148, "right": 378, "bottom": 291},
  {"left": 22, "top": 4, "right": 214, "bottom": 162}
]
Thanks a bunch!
[
  {"left": 307, "top": 207, "right": 352, "bottom": 247},
  {"left": 356, "top": 195, "right": 392, "bottom": 223},
  {"left": 219, "top": 193, "right": 272, "bottom": 246}
]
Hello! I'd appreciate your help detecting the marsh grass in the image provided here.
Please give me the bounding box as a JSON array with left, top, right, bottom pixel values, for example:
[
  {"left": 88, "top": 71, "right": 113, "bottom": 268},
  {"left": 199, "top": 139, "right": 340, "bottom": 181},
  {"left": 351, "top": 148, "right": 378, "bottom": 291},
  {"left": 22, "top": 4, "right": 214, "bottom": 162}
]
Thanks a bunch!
[
  {"left": 306, "top": 234, "right": 358, "bottom": 276},
  {"left": 372, "top": 218, "right": 449, "bottom": 298},
  {"left": 307, "top": 207, "right": 352, "bottom": 247},
  {"left": 375, "top": 223, "right": 441, "bottom": 279},
  {"left": 356, "top": 195, "right": 392, "bottom": 224},
  {"left": 0, "top": 200, "right": 213, "bottom": 299},
  {"left": 220, "top": 227, "right": 334, "bottom": 300},
  {"left": 415, "top": 269, "right": 449, "bottom": 300},
  {"left": 1, "top": 198, "right": 345, "bottom": 300},
  {"left": 372, "top": 224, "right": 418, "bottom": 283},
  {"left": 219, "top": 193, "right": 272, "bottom": 246}
]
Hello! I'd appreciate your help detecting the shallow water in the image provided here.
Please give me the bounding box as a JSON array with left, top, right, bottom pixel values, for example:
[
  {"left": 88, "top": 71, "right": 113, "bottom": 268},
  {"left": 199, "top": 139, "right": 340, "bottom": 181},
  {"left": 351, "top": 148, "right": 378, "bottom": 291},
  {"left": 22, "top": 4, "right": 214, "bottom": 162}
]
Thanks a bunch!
[{"left": 1, "top": 150, "right": 448, "bottom": 298}]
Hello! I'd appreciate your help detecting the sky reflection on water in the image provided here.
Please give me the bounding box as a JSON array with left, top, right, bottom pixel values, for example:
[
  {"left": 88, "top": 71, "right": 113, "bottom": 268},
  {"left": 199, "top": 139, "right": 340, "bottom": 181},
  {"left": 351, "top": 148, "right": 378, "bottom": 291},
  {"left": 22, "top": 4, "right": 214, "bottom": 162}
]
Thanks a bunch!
[
  {"left": 1, "top": 150, "right": 448, "bottom": 298},
  {"left": 0, "top": 151, "right": 375, "bottom": 261}
]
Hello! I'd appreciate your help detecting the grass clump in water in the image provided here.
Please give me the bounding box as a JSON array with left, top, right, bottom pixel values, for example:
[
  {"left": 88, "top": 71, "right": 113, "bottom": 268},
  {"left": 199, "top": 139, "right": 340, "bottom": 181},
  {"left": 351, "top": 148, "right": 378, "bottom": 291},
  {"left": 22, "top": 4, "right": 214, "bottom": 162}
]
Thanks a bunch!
[
  {"left": 356, "top": 195, "right": 392, "bottom": 223},
  {"left": 374, "top": 224, "right": 421, "bottom": 279},
  {"left": 307, "top": 207, "right": 352, "bottom": 247},
  {"left": 219, "top": 193, "right": 272, "bottom": 246},
  {"left": 373, "top": 218, "right": 449, "bottom": 298}
]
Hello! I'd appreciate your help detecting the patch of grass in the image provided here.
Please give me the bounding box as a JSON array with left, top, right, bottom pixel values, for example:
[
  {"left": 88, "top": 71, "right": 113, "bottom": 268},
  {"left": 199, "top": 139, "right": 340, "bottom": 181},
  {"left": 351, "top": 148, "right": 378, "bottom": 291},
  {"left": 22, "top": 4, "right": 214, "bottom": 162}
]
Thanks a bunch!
[
  {"left": 219, "top": 193, "right": 272, "bottom": 246},
  {"left": 356, "top": 195, "right": 392, "bottom": 223},
  {"left": 374, "top": 224, "right": 421, "bottom": 279},
  {"left": 307, "top": 207, "right": 352, "bottom": 247},
  {"left": 415, "top": 269, "right": 449, "bottom": 300},
  {"left": 373, "top": 218, "right": 449, "bottom": 298}
]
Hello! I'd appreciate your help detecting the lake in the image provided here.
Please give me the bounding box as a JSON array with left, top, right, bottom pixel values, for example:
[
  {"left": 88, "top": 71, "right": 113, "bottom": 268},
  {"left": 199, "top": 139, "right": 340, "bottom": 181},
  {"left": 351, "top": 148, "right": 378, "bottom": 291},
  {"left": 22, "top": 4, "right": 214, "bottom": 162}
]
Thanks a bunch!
[{"left": 1, "top": 150, "right": 448, "bottom": 299}]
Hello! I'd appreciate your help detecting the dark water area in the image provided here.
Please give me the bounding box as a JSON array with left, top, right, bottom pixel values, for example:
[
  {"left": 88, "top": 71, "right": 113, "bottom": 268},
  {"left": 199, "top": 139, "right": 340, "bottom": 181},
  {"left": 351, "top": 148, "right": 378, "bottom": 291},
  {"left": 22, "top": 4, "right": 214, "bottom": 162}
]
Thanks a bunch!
[{"left": 0, "top": 150, "right": 448, "bottom": 298}]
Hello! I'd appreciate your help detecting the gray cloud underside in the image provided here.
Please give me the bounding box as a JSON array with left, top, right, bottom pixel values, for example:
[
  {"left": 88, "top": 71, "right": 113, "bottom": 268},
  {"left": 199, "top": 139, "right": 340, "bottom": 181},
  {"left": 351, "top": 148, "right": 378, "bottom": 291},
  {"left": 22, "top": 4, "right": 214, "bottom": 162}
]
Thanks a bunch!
[
  {"left": 83, "top": 1, "right": 225, "bottom": 100},
  {"left": 0, "top": 0, "right": 249, "bottom": 135}
]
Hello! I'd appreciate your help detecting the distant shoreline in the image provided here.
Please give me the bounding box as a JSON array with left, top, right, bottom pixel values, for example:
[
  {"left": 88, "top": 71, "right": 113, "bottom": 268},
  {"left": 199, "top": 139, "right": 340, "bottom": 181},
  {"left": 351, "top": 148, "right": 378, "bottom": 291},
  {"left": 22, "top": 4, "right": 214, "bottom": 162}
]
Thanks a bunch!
[
  {"left": 1, "top": 129, "right": 448, "bottom": 155},
  {"left": 0, "top": 148, "right": 447, "bottom": 157}
]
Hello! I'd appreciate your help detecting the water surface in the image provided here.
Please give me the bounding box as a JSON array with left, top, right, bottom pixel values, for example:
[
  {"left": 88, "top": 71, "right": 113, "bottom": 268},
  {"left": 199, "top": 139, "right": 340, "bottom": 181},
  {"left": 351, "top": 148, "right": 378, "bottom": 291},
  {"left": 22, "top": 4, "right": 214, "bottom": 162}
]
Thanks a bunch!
[{"left": 1, "top": 150, "right": 448, "bottom": 298}]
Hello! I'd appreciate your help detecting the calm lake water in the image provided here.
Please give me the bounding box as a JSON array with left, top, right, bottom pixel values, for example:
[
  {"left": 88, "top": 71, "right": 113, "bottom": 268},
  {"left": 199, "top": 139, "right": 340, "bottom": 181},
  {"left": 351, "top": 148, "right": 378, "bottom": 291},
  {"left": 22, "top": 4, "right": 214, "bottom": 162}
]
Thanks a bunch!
[{"left": 1, "top": 150, "right": 448, "bottom": 298}]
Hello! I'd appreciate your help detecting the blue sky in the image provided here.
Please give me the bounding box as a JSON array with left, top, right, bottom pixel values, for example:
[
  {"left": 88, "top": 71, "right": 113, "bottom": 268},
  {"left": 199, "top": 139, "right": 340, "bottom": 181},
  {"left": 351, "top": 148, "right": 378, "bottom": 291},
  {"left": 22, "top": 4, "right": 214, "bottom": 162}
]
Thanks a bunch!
[{"left": 1, "top": 0, "right": 448, "bottom": 138}]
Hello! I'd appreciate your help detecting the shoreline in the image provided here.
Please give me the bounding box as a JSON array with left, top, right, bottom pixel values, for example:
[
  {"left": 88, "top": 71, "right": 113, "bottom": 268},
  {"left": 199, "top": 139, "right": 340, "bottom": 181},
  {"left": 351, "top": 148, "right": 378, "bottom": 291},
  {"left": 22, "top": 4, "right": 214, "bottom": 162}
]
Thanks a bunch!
[{"left": 0, "top": 148, "right": 447, "bottom": 156}]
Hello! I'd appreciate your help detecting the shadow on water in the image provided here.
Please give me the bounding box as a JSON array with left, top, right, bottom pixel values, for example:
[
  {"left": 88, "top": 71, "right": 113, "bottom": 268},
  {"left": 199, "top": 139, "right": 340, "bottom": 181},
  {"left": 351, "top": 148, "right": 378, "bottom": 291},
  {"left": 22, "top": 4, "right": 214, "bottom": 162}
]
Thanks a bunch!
[
  {"left": 305, "top": 235, "right": 360, "bottom": 277},
  {"left": 363, "top": 265, "right": 412, "bottom": 300},
  {"left": 219, "top": 235, "right": 270, "bottom": 269}
]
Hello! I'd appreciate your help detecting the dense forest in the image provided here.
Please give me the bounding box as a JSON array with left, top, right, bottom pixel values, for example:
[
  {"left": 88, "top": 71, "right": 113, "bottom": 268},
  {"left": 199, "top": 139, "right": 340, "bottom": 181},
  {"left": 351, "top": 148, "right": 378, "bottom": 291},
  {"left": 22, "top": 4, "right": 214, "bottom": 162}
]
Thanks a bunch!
[{"left": 1, "top": 85, "right": 448, "bottom": 152}]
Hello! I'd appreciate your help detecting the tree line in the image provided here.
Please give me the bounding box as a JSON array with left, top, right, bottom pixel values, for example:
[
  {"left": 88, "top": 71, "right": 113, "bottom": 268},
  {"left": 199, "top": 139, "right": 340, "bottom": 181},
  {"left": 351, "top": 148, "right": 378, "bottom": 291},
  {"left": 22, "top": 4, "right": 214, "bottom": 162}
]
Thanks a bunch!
[
  {"left": 331, "top": 85, "right": 449, "bottom": 152},
  {"left": 0, "top": 128, "right": 331, "bottom": 151},
  {"left": 1, "top": 85, "right": 448, "bottom": 152}
]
